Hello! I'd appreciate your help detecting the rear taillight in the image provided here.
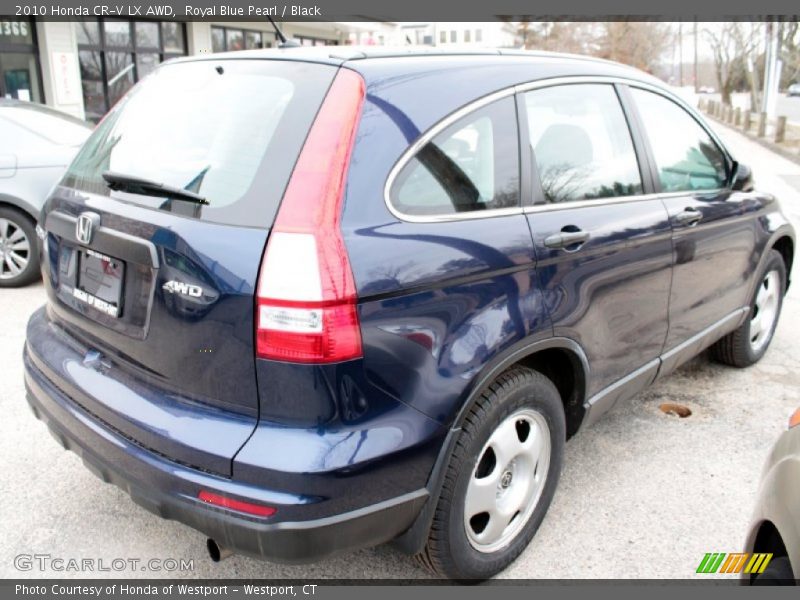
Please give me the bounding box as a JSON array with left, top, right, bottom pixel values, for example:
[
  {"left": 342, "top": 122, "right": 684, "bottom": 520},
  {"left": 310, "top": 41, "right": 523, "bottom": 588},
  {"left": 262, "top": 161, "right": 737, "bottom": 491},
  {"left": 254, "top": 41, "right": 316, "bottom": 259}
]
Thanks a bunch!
[
  {"left": 790, "top": 408, "right": 800, "bottom": 429},
  {"left": 256, "top": 69, "right": 365, "bottom": 364}
]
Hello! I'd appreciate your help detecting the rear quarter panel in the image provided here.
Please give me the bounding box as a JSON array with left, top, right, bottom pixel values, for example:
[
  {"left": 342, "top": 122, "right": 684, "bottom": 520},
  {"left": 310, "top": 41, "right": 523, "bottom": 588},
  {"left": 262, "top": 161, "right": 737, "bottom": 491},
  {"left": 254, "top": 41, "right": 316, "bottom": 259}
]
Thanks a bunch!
[{"left": 341, "top": 57, "right": 609, "bottom": 424}]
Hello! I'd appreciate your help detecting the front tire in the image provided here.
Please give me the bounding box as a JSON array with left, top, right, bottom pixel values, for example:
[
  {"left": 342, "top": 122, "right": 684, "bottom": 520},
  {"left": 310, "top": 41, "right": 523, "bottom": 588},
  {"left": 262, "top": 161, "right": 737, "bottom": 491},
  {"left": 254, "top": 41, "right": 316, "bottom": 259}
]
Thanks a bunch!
[
  {"left": 711, "top": 249, "right": 786, "bottom": 368},
  {"left": 0, "top": 207, "right": 40, "bottom": 288},
  {"left": 416, "top": 367, "right": 565, "bottom": 580}
]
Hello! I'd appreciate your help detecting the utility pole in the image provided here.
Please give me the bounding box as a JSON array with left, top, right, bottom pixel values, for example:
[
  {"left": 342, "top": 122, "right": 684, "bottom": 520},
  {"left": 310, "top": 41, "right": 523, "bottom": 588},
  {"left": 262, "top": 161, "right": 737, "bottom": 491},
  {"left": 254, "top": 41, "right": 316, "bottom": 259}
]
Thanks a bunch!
[
  {"left": 693, "top": 21, "right": 698, "bottom": 93},
  {"left": 762, "top": 20, "right": 781, "bottom": 120},
  {"left": 678, "top": 22, "right": 684, "bottom": 87}
]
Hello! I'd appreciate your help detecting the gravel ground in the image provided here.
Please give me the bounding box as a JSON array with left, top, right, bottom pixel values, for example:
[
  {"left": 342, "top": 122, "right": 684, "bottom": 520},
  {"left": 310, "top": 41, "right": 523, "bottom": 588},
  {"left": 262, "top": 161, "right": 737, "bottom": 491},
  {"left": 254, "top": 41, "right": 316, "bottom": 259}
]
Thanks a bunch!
[{"left": 0, "top": 121, "right": 798, "bottom": 580}]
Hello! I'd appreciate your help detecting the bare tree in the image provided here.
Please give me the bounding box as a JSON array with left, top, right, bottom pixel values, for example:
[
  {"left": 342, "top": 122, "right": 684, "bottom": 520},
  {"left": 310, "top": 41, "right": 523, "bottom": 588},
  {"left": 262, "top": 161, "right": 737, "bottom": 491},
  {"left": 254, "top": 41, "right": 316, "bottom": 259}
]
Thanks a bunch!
[
  {"left": 704, "top": 22, "right": 761, "bottom": 106},
  {"left": 516, "top": 21, "right": 599, "bottom": 55},
  {"left": 594, "top": 22, "right": 673, "bottom": 73},
  {"left": 778, "top": 20, "right": 800, "bottom": 88},
  {"left": 516, "top": 21, "right": 671, "bottom": 74}
]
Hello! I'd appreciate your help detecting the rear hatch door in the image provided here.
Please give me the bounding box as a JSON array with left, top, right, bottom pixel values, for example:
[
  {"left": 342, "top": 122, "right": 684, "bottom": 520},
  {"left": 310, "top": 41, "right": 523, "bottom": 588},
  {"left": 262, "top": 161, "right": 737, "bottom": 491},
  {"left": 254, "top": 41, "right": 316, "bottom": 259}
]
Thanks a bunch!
[{"left": 38, "top": 57, "right": 338, "bottom": 475}]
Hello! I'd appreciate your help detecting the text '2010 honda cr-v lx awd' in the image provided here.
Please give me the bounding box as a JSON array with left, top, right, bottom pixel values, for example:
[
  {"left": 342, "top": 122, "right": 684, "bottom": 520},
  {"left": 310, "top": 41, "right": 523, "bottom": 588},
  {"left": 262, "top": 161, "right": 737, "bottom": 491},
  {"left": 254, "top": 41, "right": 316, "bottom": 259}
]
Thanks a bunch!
[{"left": 24, "top": 47, "right": 795, "bottom": 579}]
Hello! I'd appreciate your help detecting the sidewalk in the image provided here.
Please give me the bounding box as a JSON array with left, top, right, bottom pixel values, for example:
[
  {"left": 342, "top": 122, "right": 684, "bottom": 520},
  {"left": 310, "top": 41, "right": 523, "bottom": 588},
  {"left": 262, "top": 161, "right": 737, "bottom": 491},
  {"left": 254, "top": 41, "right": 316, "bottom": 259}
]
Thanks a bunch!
[
  {"left": 700, "top": 99, "right": 800, "bottom": 166},
  {"left": 709, "top": 120, "right": 800, "bottom": 228}
]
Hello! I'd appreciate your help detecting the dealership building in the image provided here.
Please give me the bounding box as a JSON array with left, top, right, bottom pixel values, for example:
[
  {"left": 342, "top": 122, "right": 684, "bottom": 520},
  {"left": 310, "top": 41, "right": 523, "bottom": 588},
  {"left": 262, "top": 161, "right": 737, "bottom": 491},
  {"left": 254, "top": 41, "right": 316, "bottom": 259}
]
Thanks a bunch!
[
  {"left": 1, "top": 17, "right": 517, "bottom": 122},
  {"left": 0, "top": 17, "right": 386, "bottom": 122}
]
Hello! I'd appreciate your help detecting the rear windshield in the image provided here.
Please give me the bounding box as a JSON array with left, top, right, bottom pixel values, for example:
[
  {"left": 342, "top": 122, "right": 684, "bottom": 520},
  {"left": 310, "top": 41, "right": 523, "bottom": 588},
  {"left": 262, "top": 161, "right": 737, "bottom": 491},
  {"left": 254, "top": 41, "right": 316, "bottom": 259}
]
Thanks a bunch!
[{"left": 62, "top": 59, "right": 337, "bottom": 227}]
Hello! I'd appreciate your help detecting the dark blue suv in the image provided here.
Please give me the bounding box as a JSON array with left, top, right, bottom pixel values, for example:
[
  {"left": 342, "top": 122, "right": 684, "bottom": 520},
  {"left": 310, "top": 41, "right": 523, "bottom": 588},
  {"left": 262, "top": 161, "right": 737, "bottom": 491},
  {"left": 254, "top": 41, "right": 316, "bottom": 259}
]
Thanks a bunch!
[{"left": 24, "top": 47, "right": 795, "bottom": 579}]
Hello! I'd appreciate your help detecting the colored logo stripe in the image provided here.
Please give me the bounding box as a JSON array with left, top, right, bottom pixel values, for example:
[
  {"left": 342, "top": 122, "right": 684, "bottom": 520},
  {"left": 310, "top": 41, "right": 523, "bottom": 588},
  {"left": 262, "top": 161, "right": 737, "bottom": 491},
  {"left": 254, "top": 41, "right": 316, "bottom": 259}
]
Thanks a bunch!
[
  {"left": 696, "top": 552, "right": 774, "bottom": 574},
  {"left": 720, "top": 553, "right": 749, "bottom": 573},
  {"left": 697, "top": 553, "right": 725, "bottom": 573},
  {"left": 745, "top": 553, "right": 773, "bottom": 574}
]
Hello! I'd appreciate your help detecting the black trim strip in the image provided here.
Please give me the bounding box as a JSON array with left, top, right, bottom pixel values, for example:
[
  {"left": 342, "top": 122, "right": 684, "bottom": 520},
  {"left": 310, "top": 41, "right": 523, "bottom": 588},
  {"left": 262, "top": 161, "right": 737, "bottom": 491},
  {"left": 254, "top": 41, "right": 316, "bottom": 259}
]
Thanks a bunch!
[{"left": 45, "top": 210, "right": 159, "bottom": 268}]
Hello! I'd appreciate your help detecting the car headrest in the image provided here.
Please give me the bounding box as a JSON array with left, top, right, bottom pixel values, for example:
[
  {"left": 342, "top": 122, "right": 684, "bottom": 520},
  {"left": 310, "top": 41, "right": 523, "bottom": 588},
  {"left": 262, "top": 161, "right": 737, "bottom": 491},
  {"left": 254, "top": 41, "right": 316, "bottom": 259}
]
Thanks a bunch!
[{"left": 535, "top": 124, "right": 593, "bottom": 170}]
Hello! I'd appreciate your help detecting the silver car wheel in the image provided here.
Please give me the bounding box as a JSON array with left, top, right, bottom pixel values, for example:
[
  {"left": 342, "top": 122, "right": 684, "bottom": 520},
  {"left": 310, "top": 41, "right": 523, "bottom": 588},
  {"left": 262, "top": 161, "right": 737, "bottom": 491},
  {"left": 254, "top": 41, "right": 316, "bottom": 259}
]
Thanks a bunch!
[
  {"left": 463, "top": 408, "right": 551, "bottom": 553},
  {"left": 750, "top": 270, "right": 781, "bottom": 353},
  {"left": 0, "top": 217, "right": 31, "bottom": 280}
]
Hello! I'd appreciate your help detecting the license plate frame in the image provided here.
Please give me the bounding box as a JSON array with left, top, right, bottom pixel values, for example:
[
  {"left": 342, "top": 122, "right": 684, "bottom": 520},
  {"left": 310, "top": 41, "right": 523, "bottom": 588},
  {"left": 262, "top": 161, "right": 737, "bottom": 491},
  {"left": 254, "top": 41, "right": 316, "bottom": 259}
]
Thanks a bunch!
[{"left": 75, "top": 248, "right": 125, "bottom": 318}]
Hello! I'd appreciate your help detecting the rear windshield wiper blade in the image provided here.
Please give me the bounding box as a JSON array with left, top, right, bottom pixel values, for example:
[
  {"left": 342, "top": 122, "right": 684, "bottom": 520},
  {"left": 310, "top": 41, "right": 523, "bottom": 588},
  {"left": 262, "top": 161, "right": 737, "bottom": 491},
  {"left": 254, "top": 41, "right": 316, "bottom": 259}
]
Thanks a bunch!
[{"left": 102, "top": 171, "right": 209, "bottom": 206}]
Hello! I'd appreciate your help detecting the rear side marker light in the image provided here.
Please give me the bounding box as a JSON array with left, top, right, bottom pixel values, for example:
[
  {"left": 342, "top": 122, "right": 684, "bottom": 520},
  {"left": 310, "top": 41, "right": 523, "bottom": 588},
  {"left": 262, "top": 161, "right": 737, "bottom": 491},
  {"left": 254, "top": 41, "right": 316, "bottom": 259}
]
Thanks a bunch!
[
  {"left": 198, "top": 490, "right": 276, "bottom": 518},
  {"left": 790, "top": 408, "right": 800, "bottom": 429},
  {"left": 256, "top": 69, "right": 365, "bottom": 364}
]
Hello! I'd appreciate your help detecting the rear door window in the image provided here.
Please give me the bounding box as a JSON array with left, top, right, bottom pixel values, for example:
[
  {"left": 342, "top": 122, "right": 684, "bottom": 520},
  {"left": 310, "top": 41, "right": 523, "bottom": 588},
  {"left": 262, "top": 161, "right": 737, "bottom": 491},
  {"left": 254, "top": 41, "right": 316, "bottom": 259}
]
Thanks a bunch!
[
  {"left": 62, "top": 59, "right": 337, "bottom": 227},
  {"left": 629, "top": 88, "right": 728, "bottom": 192},
  {"left": 389, "top": 96, "right": 520, "bottom": 217},
  {"left": 523, "top": 84, "right": 643, "bottom": 204}
]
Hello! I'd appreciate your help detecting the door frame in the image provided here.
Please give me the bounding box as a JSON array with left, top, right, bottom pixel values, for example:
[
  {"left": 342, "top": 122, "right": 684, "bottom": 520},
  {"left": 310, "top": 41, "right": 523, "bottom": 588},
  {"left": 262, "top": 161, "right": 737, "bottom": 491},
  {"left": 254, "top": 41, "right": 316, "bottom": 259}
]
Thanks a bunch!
[{"left": 0, "top": 16, "right": 44, "bottom": 103}]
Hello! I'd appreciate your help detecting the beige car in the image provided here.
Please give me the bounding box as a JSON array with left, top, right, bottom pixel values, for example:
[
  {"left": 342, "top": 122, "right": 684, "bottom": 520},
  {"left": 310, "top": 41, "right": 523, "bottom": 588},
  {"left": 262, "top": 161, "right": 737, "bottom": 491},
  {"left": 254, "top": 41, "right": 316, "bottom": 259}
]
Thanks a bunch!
[{"left": 744, "top": 408, "right": 800, "bottom": 584}]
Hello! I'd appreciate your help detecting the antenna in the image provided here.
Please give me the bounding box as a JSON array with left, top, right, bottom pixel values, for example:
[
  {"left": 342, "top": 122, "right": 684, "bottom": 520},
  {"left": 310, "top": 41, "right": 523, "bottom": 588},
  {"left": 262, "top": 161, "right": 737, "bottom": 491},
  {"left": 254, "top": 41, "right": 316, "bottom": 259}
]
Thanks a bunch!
[
  {"left": 267, "top": 16, "right": 299, "bottom": 47},
  {"left": 267, "top": 15, "right": 286, "bottom": 44}
]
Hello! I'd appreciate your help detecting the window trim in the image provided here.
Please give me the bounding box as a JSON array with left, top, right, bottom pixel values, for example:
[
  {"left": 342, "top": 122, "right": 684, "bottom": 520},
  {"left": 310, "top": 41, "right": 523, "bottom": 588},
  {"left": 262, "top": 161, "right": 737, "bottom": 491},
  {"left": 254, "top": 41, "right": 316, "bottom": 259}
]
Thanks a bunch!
[
  {"left": 520, "top": 81, "right": 649, "bottom": 206},
  {"left": 384, "top": 75, "right": 733, "bottom": 224},
  {"left": 384, "top": 86, "right": 517, "bottom": 223},
  {"left": 621, "top": 83, "right": 733, "bottom": 194}
]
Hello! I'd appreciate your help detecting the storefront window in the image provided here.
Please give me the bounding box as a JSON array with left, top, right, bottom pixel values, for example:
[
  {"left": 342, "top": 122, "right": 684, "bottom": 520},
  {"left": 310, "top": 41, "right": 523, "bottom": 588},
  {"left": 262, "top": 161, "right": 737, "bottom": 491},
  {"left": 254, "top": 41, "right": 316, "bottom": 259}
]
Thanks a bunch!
[
  {"left": 135, "top": 53, "right": 159, "bottom": 79},
  {"left": 104, "top": 20, "right": 132, "bottom": 48},
  {"left": 161, "top": 22, "right": 184, "bottom": 53},
  {"left": 105, "top": 52, "right": 134, "bottom": 105},
  {"left": 135, "top": 22, "right": 159, "bottom": 49},
  {"left": 78, "top": 50, "right": 102, "bottom": 79},
  {"left": 211, "top": 27, "right": 225, "bottom": 52},
  {"left": 77, "top": 19, "right": 186, "bottom": 122},
  {"left": 211, "top": 26, "right": 273, "bottom": 52},
  {"left": 296, "top": 35, "right": 337, "bottom": 46},
  {"left": 245, "top": 31, "right": 262, "bottom": 49},
  {"left": 76, "top": 21, "right": 100, "bottom": 45},
  {"left": 226, "top": 29, "right": 244, "bottom": 51},
  {"left": 0, "top": 17, "right": 42, "bottom": 102},
  {"left": 81, "top": 80, "right": 104, "bottom": 121}
]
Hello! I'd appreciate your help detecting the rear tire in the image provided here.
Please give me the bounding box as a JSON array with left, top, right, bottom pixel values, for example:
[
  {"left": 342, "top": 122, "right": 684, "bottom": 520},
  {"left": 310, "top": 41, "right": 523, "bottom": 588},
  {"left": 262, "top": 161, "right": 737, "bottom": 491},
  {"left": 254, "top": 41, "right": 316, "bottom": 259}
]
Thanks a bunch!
[
  {"left": 416, "top": 367, "right": 565, "bottom": 580},
  {"left": 0, "top": 207, "right": 40, "bottom": 288},
  {"left": 711, "top": 250, "right": 785, "bottom": 368}
]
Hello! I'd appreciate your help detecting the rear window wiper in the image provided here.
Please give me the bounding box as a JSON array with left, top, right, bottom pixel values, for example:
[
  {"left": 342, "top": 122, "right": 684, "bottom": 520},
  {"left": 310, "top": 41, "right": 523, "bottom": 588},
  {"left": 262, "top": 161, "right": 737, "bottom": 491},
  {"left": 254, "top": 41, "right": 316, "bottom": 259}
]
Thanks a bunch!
[{"left": 102, "top": 171, "right": 209, "bottom": 206}]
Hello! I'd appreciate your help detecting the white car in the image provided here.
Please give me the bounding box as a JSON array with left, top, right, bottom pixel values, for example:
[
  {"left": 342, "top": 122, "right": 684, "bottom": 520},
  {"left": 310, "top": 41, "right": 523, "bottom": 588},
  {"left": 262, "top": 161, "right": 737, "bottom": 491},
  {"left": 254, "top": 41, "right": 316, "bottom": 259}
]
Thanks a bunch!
[
  {"left": 0, "top": 100, "right": 91, "bottom": 286},
  {"left": 788, "top": 83, "right": 800, "bottom": 98}
]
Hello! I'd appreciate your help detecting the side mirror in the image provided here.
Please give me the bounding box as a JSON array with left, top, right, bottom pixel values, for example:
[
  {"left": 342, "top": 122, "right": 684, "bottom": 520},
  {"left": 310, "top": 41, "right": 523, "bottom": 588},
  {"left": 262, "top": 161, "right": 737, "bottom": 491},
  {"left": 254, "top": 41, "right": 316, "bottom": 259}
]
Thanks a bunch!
[{"left": 730, "top": 161, "right": 754, "bottom": 192}]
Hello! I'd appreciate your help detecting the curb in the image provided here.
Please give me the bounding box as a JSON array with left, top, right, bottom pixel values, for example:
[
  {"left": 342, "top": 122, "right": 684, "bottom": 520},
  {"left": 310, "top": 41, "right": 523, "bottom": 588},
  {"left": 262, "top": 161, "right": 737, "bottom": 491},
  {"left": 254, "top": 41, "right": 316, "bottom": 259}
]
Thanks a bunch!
[{"left": 705, "top": 114, "right": 800, "bottom": 168}]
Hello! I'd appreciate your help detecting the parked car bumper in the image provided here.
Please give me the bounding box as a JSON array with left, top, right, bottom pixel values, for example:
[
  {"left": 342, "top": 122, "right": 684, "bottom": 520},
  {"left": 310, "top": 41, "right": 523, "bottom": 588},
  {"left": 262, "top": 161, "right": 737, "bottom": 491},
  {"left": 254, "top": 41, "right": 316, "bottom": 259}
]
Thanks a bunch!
[{"left": 23, "top": 323, "right": 430, "bottom": 564}]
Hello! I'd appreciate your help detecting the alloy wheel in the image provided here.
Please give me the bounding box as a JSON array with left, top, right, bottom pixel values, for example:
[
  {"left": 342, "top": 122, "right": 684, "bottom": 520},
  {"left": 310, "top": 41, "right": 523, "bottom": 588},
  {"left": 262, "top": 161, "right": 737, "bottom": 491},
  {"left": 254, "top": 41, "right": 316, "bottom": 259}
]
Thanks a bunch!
[
  {"left": 463, "top": 408, "right": 551, "bottom": 553},
  {"left": 0, "top": 218, "right": 31, "bottom": 281},
  {"left": 750, "top": 270, "right": 781, "bottom": 353}
]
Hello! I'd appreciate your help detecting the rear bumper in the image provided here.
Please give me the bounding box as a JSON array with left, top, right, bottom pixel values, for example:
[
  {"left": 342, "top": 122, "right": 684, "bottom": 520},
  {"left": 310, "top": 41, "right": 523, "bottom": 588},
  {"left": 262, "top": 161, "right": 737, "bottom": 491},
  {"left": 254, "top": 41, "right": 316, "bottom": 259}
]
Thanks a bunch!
[{"left": 24, "top": 344, "right": 428, "bottom": 564}]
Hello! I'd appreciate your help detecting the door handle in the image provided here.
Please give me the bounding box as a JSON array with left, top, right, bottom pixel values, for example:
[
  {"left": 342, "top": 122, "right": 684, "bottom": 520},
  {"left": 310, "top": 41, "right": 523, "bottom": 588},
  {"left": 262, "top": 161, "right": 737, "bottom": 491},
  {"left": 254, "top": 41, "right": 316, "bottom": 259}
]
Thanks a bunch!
[
  {"left": 675, "top": 208, "right": 702, "bottom": 226},
  {"left": 544, "top": 230, "right": 590, "bottom": 249}
]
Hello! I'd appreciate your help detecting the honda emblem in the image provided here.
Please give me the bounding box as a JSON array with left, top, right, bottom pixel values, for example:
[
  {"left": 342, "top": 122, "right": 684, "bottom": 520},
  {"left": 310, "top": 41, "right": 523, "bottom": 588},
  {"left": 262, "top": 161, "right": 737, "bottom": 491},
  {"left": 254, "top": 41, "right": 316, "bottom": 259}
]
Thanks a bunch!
[{"left": 76, "top": 213, "right": 99, "bottom": 245}]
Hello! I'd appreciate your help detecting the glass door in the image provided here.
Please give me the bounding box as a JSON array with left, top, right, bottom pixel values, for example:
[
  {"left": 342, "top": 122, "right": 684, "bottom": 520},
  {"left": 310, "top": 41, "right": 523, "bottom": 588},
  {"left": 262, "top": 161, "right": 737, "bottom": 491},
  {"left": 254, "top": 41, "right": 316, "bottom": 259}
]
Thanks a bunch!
[
  {"left": 0, "top": 52, "right": 41, "bottom": 101},
  {"left": 0, "top": 17, "right": 42, "bottom": 102}
]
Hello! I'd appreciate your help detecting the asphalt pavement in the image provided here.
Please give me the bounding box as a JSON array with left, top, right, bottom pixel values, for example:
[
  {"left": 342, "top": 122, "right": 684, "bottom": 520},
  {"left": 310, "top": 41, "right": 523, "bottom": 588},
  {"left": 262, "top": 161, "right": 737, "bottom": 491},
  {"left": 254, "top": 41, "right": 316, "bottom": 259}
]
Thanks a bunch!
[{"left": 1, "top": 121, "right": 798, "bottom": 580}]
